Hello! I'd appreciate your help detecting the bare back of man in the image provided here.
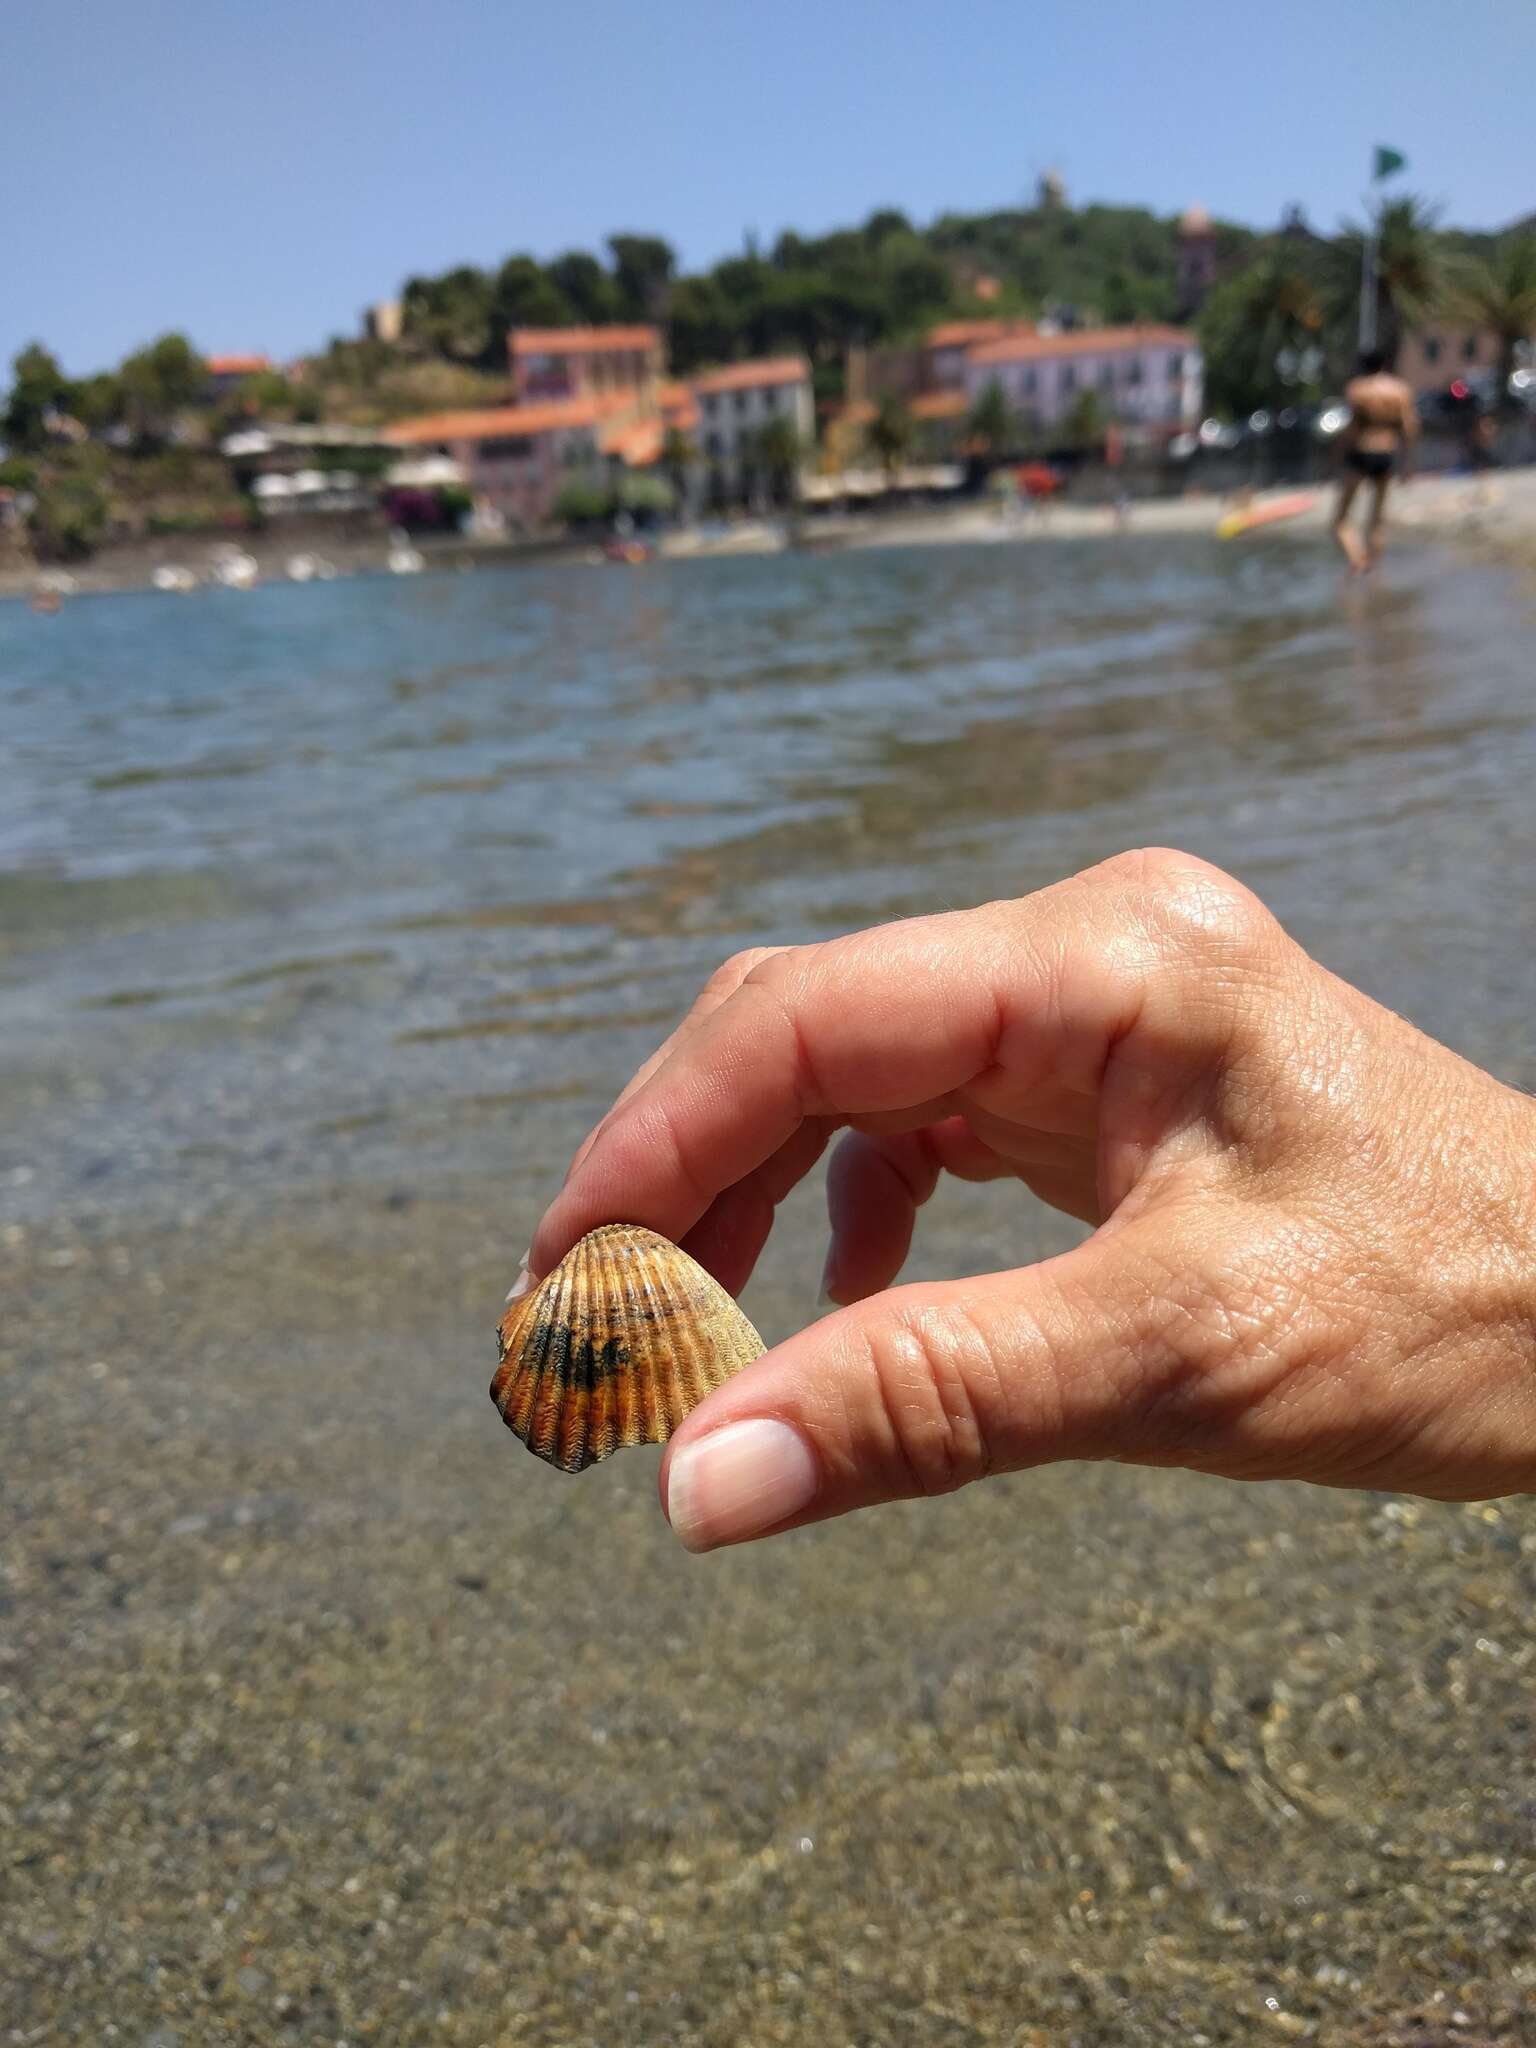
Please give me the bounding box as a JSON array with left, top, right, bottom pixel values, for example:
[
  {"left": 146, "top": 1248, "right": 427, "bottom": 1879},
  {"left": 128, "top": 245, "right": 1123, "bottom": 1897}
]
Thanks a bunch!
[{"left": 1334, "top": 351, "right": 1418, "bottom": 572}]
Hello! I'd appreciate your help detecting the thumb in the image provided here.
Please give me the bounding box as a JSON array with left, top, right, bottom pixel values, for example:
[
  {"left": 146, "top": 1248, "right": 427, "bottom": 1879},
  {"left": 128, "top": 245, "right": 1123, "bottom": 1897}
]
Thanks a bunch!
[{"left": 659, "top": 1227, "right": 1166, "bottom": 1552}]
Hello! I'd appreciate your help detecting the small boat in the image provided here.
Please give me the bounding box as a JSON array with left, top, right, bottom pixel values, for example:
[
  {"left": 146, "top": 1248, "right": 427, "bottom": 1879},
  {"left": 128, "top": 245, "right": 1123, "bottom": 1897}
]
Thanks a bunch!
[
  {"left": 286, "top": 552, "right": 319, "bottom": 583},
  {"left": 208, "top": 545, "right": 259, "bottom": 589},
  {"left": 387, "top": 531, "right": 424, "bottom": 575},
  {"left": 152, "top": 564, "right": 198, "bottom": 594}
]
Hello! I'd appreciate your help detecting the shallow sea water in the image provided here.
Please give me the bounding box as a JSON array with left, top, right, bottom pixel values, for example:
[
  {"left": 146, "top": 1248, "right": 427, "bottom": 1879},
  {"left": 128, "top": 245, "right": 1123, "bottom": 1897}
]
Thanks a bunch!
[{"left": 2, "top": 537, "right": 1534, "bottom": 2043}]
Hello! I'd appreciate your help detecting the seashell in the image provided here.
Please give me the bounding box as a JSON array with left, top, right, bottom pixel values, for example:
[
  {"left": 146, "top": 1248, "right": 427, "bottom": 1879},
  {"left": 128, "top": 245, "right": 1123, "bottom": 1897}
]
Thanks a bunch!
[{"left": 491, "top": 1224, "right": 764, "bottom": 1472}]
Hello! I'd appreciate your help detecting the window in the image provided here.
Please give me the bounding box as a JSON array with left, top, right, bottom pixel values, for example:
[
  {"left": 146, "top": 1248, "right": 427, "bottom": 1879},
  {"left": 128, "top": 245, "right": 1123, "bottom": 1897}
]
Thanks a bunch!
[
  {"left": 1022, "top": 367, "right": 1037, "bottom": 396},
  {"left": 764, "top": 386, "right": 780, "bottom": 410},
  {"left": 705, "top": 431, "right": 721, "bottom": 458},
  {"left": 1061, "top": 365, "right": 1077, "bottom": 393},
  {"left": 1423, "top": 337, "right": 1442, "bottom": 365},
  {"left": 703, "top": 393, "right": 719, "bottom": 417},
  {"left": 1463, "top": 334, "right": 1478, "bottom": 361},
  {"left": 734, "top": 391, "right": 750, "bottom": 414},
  {"left": 481, "top": 436, "right": 533, "bottom": 460},
  {"left": 1099, "top": 364, "right": 1115, "bottom": 391},
  {"left": 1126, "top": 356, "right": 1144, "bottom": 386},
  {"left": 1167, "top": 352, "right": 1184, "bottom": 378}
]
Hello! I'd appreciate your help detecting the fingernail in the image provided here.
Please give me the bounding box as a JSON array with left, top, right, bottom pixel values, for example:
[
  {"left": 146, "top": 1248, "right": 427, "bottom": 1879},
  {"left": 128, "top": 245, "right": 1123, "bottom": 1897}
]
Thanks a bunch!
[
  {"left": 505, "top": 1249, "right": 534, "bottom": 1304},
  {"left": 817, "top": 1250, "right": 839, "bottom": 1309},
  {"left": 666, "top": 1419, "right": 819, "bottom": 1553}
]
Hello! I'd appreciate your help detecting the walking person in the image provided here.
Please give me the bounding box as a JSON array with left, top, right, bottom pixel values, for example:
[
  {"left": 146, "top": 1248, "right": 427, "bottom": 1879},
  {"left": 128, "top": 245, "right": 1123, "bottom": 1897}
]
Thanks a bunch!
[{"left": 1333, "top": 348, "right": 1418, "bottom": 572}]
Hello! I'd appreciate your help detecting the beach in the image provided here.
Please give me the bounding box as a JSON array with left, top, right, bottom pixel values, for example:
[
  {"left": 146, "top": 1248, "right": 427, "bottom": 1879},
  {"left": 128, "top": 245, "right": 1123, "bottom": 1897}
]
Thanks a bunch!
[
  {"left": 4, "top": 533, "right": 1535, "bottom": 2044},
  {"left": 8, "top": 462, "right": 1536, "bottom": 603}
]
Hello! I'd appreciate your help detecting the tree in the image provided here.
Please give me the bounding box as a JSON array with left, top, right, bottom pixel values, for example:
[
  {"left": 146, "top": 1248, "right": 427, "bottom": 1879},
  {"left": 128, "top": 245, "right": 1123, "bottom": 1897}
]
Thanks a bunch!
[
  {"left": 746, "top": 414, "right": 802, "bottom": 506},
  {"left": 865, "top": 392, "right": 914, "bottom": 479},
  {"left": 1452, "top": 237, "right": 1536, "bottom": 411},
  {"left": 401, "top": 267, "right": 496, "bottom": 365},
  {"left": 666, "top": 275, "right": 740, "bottom": 373},
  {"left": 608, "top": 234, "right": 676, "bottom": 320},
  {"left": 547, "top": 251, "right": 621, "bottom": 325},
  {"left": 28, "top": 466, "right": 110, "bottom": 560},
  {"left": 3, "top": 343, "right": 72, "bottom": 452},
  {"left": 1335, "top": 195, "right": 1447, "bottom": 367},
  {"left": 1060, "top": 387, "right": 1107, "bottom": 449},
  {"left": 118, "top": 333, "right": 205, "bottom": 441},
  {"left": 71, "top": 371, "right": 127, "bottom": 433},
  {"left": 966, "top": 380, "right": 1018, "bottom": 459},
  {"left": 552, "top": 475, "right": 613, "bottom": 527},
  {"left": 1198, "top": 252, "right": 1328, "bottom": 416},
  {"left": 489, "top": 256, "right": 575, "bottom": 346}
]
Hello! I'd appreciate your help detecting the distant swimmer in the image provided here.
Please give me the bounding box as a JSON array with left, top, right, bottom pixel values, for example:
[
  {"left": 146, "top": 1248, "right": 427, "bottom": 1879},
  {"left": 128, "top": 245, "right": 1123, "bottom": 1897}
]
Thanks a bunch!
[{"left": 1333, "top": 348, "right": 1418, "bottom": 573}]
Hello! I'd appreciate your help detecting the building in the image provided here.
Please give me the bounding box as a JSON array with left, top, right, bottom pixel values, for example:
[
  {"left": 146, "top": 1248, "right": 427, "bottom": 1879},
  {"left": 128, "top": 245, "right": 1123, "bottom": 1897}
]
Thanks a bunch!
[
  {"left": 925, "top": 319, "right": 1035, "bottom": 392},
  {"left": 847, "top": 320, "right": 1034, "bottom": 419},
  {"left": 689, "top": 357, "right": 814, "bottom": 501},
  {"left": 364, "top": 301, "right": 404, "bottom": 346},
  {"left": 205, "top": 353, "right": 272, "bottom": 395},
  {"left": 509, "top": 325, "right": 662, "bottom": 406},
  {"left": 221, "top": 421, "right": 394, "bottom": 517},
  {"left": 1397, "top": 324, "right": 1508, "bottom": 401},
  {"left": 382, "top": 399, "right": 616, "bottom": 530},
  {"left": 1175, "top": 206, "right": 1218, "bottom": 318},
  {"left": 964, "top": 324, "right": 1201, "bottom": 434}
]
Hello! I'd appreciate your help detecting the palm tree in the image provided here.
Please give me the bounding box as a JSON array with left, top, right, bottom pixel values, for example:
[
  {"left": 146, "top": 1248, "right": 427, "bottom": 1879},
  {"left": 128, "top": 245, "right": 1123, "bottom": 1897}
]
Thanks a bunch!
[
  {"left": 965, "top": 380, "right": 1017, "bottom": 462},
  {"left": 1198, "top": 253, "right": 1327, "bottom": 415},
  {"left": 864, "top": 393, "right": 914, "bottom": 482},
  {"left": 1335, "top": 196, "right": 1448, "bottom": 368},
  {"left": 746, "top": 416, "right": 803, "bottom": 508},
  {"left": 661, "top": 424, "right": 697, "bottom": 501},
  {"left": 1452, "top": 237, "right": 1536, "bottom": 411}
]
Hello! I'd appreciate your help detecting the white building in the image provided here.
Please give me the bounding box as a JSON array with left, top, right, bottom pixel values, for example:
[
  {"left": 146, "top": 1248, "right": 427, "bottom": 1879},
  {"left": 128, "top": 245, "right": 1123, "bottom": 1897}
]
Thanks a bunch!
[
  {"left": 690, "top": 357, "right": 814, "bottom": 501},
  {"left": 963, "top": 325, "right": 1202, "bottom": 435}
]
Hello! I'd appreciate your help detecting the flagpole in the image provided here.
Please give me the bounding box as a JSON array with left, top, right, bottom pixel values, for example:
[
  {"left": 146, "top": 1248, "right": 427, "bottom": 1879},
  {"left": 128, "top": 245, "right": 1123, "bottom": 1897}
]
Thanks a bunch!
[{"left": 1358, "top": 201, "right": 1378, "bottom": 353}]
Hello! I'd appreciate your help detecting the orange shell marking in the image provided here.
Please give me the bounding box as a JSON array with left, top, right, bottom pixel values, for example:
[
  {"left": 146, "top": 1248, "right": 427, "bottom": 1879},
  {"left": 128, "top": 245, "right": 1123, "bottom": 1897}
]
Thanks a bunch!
[{"left": 491, "top": 1224, "right": 765, "bottom": 1472}]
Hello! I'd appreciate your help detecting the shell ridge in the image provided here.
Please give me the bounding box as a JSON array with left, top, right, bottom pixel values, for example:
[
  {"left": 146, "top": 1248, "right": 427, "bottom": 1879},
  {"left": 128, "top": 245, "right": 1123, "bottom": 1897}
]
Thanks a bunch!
[{"left": 490, "top": 1225, "right": 767, "bottom": 1474}]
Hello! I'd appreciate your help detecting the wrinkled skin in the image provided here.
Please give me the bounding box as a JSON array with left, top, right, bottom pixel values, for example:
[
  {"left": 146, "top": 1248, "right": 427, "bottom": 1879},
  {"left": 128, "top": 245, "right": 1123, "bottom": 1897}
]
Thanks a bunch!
[{"left": 521, "top": 850, "right": 1536, "bottom": 1548}]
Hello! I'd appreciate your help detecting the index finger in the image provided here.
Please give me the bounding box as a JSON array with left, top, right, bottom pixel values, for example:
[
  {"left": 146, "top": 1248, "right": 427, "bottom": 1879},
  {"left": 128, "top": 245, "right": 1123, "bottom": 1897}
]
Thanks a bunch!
[{"left": 527, "top": 869, "right": 1146, "bottom": 1279}]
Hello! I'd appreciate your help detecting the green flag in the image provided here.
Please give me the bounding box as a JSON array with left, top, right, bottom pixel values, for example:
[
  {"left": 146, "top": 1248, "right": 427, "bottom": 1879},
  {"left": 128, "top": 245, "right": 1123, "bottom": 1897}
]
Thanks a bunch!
[{"left": 1373, "top": 145, "right": 1407, "bottom": 181}]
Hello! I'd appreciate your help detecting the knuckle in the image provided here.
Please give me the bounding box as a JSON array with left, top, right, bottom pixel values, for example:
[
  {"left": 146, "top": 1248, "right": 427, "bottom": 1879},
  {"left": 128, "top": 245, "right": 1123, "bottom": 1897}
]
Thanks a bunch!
[
  {"left": 704, "top": 945, "right": 781, "bottom": 1000},
  {"left": 1127, "top": 848, "right": 1274, "bottom": 964},
  {"left": 855, "top": 1303, "right": 995, "bottom": 1498}
]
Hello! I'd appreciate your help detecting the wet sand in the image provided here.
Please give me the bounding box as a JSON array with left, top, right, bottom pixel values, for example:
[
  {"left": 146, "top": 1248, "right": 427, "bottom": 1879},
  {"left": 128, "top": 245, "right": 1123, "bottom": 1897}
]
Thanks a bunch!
[{"left": 3, "top": 538, "right": 1534, "bottom": 2043}]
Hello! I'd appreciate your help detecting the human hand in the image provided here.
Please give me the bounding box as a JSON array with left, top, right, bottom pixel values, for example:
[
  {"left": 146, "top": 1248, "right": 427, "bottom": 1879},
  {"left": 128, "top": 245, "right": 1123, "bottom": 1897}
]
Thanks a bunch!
[{"left": 523, "top": 851, "right": 1536, "bottom": 1550}]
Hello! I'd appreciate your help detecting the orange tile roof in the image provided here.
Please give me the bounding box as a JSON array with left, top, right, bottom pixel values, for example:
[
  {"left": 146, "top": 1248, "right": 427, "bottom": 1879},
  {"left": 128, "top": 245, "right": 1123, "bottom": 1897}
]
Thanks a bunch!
[
  {"left": 910, "top": 390, "right": 969, "bottom": 420},
  {"left": 509, "top": 325, "right": 659, "bottom": 355},
  {"left": 689, "top": 355, "right": 809, "bottom": 395},
  {"left": 602, "top": 418, "right": 665, "bottom": 466},
  {"left": 206, "top": 353, "right": 271, "bottom": 377},
  {"left": 658, "top": 382, "right": 700, "bottom": 431},
  {"left": 926, "top": 319, "right": 1021, "bottom": 351},
  {"left": 382, "top": 398, "right": 604, "bottom": 446},
  {"left": 968, "top": 324, "right": 1195, "bottom": 366}
]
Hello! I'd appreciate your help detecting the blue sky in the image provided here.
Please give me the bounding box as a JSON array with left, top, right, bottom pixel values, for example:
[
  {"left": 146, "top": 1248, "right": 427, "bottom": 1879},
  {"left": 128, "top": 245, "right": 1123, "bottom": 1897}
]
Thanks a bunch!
[{"left": 9, "top": 0, "right": 1531, "bottom": 377}]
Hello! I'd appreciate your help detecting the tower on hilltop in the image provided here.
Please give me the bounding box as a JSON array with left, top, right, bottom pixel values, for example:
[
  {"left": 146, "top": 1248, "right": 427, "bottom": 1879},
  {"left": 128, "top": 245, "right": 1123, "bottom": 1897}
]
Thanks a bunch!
[
  {"left": 1036, "top": 168, "right": 1066, "bottom": 212},
  {"left": 1175, "top": 204, "right": 1217, "bottom": 317}
]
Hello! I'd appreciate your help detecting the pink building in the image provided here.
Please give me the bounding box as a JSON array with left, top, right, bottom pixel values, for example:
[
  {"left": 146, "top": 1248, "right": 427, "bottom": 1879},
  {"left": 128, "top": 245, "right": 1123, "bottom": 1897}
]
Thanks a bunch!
[
  {"left": 508, "top": 326, "right": 662, "bottom": 406},
  {"left": 1396, "top": 323, "right": 1505, "bottom": 401},
  {"left": 383, "top": 397, "right": 617, "bottom": 530},
  {"left": 964, "top": 324, "right": 1202, "bottom": 434}
]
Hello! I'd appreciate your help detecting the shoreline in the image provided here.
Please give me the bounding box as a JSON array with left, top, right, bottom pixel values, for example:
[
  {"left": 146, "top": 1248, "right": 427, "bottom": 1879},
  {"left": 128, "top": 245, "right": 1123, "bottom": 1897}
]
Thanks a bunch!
[{"left": 5, "top": 468, "right": 1536, "bottom": 602}]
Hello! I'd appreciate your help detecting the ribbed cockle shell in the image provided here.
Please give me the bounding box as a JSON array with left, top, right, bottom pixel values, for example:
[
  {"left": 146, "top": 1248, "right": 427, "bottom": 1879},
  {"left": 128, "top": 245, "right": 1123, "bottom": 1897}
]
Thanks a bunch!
[{"left": 491, "top": 1225, "right": 765, "bottom": 1472}]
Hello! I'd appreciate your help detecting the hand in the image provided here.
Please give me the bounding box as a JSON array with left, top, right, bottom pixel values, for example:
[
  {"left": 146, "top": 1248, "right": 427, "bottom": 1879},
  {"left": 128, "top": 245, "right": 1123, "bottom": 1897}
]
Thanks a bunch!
[{"left": 524, "top": 851, "right": 1536, "bottom": 1549}]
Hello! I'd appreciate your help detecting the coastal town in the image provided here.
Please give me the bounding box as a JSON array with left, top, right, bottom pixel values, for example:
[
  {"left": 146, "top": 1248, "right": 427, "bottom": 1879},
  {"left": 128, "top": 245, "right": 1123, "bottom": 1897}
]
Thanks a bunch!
[{"left": 2, "top": 179, "right": 1533, "bottom": 588}]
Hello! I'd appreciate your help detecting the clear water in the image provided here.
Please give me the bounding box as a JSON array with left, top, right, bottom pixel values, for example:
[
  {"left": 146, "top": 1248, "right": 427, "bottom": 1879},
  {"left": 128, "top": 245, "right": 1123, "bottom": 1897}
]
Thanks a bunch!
[{"left": 3, "top": 535, "right": 1535, "bottom": 1237}]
